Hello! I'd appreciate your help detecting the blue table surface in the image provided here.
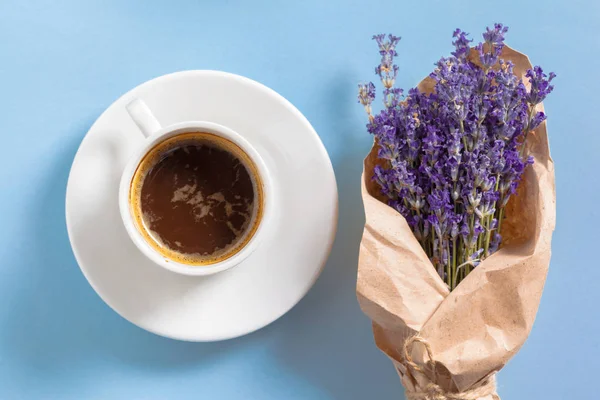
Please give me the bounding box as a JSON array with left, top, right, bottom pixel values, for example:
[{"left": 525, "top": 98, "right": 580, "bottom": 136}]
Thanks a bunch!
[{"left": 0, "top": 0, "right": 596, "bottom": 399}]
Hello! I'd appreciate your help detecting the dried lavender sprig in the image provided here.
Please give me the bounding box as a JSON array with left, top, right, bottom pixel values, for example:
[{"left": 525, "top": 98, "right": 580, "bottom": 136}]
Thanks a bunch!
[
  {"left": 358, "top": 82, "right": 376, "bottom": 120},
  {"left": 358, "top": 24, "right": 556, "bottom": 290}
]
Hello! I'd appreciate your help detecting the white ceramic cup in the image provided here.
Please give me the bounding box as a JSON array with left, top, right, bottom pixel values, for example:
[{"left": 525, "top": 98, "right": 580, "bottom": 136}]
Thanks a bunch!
[{"left": 119, "top": 98, "right": 271, "bottom": 276}]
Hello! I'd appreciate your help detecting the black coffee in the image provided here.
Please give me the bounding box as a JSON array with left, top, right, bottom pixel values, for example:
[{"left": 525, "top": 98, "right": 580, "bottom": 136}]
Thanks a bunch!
[{"left": 130, "top": 132, "right": 261, "bottom": 265}]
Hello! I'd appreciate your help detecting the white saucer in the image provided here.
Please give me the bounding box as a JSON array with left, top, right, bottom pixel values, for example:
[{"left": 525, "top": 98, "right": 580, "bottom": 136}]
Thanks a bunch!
[{"left": 66, "top": 71, "right": 338, "bottom": 341}]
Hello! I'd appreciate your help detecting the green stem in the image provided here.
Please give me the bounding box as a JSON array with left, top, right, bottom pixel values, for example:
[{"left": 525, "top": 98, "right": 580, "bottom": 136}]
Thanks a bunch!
[
  {"left": 483, "top": 216, "right": 492, "bottom": 258},
  {"left": 465, "top": 213, "right": 474, "bottom": 278},
  {"left": 416, "top": 208, "right": 426, "bottom": 249},
  {"left": 446, "top": 240, "right": 451, "bottom": 287},
  {"left": 453, "top": 258, "right": 480, "bottom": 289},
  {"left": 497, "top": 208, "right": 505, "bottom": 234},
  {"left": 519, "top": 106, "right": 535, "bottom": 158},
  {"left": 469, "top": 213, "right": 475, "bottom": 252},
  {"left": 430, "top": 228, "right": 435, "bottom": 258},
  {"left": 438, "top": 235, "right": 444, "bottom": 276},
  {"left": 451, "top": 237, "right": 457, "bottom": 290},
  {"left": 446, "top": 249, "right": 451, "bottom": 289}
]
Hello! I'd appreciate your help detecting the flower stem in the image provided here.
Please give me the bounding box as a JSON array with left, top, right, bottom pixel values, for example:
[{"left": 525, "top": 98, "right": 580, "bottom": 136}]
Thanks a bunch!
[
  {"left": 497, "top": 208, "right": 505, "bottom": 234},
  {"left": 446, "top": 264, "right": 451, "bottom": 288},
  {"left": 519, "top": 106, "right": 535, "bottom": 158},
  {"left": 483, "top": 216, "right": 492, "bottom": 258},
  {"left": 453, "top": 259, "right": 480, "bottom": 288},
  {"left": 451, "top": 237, "right": 457, "bottom": 289},
  {"left": 430, "top": 228, "right": 435, "bottom": 257}
]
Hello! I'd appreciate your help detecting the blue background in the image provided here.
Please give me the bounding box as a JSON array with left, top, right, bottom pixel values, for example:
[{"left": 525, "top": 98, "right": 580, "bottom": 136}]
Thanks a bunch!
[{"left": 0, "top": 0, "right": 595, "bottom": 399}]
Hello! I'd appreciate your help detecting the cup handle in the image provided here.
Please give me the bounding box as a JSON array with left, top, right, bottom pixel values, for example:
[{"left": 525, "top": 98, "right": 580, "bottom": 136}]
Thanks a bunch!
[{"left": 126, "top": 98, "right": 162, "bottom": 138}]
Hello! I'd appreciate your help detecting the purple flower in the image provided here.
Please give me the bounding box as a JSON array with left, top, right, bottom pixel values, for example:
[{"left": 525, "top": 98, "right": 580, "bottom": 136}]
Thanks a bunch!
[
  {"left": 452, "top": 29, "right": 472, "bottom": 59},
  {"left": 373, "top": 34, "right": 402, "bottom": 91},
  {"left": 468, "top": 249, "right": 484, "bottom": 267},
  {"left": 526, "top": 66, "right": 556, "bottom": 105},
  {"left": 529, "top": 111, "right": 547, "bottom": 131},
  {"left": 477, "top": 23, "right": 508, "bottom": 69},
  {"left": 359, "top": 24, "right": 555, "bottom": 290},
  {"left": 358, "top": 82, "right": 375, "bottom": 107},
  {"left": 483, "top": 23, "right": 508, "bottom": 46},
  {"left": 373, "top": 34, "right": 401, "bottom": 55}
]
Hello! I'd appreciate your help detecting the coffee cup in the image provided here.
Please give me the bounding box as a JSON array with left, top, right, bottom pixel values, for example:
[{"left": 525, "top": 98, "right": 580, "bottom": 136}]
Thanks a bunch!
[{"left": 119, "top": 98, "right": 271, "bottom": 276}]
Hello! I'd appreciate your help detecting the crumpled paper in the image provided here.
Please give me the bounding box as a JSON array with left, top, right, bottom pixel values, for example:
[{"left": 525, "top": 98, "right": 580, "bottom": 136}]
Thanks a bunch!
[{"left": 356, "top": 45, "right": 555, "bottom": 399}]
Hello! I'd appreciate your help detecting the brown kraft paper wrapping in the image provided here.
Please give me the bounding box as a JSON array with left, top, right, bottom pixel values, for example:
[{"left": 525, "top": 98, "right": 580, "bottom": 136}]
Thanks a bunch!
[{"left": 356, "top": 45, "right": 555, "bottom": 399}]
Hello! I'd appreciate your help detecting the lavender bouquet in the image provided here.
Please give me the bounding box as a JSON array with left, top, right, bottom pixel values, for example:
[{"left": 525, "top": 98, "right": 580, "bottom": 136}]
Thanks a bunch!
[{"left": 356, "top": 25, "right": 556, "bottom": 400}]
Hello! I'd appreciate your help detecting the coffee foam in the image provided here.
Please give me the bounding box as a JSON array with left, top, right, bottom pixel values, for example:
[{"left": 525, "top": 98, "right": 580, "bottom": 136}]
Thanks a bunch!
[{"left": 129, "top": 132, "right": 264, "bottom": 266}]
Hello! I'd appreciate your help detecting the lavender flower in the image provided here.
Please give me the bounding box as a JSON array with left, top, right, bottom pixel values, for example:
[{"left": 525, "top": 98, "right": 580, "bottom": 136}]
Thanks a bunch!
[
  {"left": 358, "top": 82, "right": 376, "bottom": 117},
  {"left": 526, "top": 66, "right": 556, "bottom": 105},
  {"left": 477, "top": 23, "right": 509, "bottom": 69},
  {"left": 359, "top": 25, "right": 555, "bottom": 290}
]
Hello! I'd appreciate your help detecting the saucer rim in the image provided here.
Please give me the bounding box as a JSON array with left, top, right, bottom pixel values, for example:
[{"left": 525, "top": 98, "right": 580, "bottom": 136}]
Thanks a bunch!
[{"left": 65, "top": 70, "right": 338, "bottom": 341}]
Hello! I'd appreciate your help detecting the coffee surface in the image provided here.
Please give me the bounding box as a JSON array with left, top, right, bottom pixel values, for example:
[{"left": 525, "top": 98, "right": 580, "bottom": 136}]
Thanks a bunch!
[{"left": 134, "top": 136, "right": 256, "bottom": 262}]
